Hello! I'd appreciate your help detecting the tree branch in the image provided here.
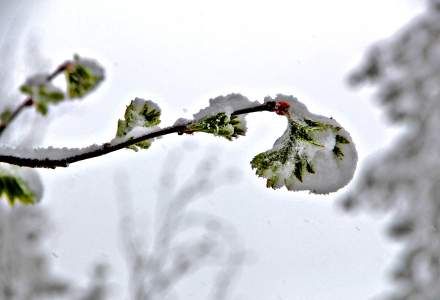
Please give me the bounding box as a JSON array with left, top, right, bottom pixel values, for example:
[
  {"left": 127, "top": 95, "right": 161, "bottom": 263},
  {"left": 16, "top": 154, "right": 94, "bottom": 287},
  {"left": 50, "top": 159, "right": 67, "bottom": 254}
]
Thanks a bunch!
[
  {"left": 0, "top": 101, "right": 278, "bottom": 169},
  {"left": 0, "top": 62, "right": 70, "bottom": 137},
  {"left": 0, "top": 97, "right": 34, "bottom": 136}
]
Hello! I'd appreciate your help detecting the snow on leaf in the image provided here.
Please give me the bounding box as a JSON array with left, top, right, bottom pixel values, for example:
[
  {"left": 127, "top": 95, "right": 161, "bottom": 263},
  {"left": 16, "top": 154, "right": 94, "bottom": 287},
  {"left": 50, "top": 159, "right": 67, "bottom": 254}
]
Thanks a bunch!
[
  {"left": 0, "top": 109, "right": 12, "bottom": 124},
  {"left": 188, "top": 94, "right": 258, "bottom": 140},
  {"left": 116, "top": 98, "right": 161, "bottom": 151},
  {"left": 65, "top": 54, "right": 104, "bottom": 98},
  {"left": 0, "top": 166, "right": 42, "bottom": 205},
  {"left": 20, "top": 74, "right": 65, "bottom": 115},
  {"left": 251, "top": 94, "right": 357, "bottom": 194},
  {"left": 186, "top": 112, "right": 245, "bottom": 140}
]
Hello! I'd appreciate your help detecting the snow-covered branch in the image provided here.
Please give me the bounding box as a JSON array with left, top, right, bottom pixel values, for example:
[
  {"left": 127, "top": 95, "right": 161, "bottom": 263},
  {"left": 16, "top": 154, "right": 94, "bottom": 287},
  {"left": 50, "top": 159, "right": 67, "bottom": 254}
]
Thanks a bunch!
[
  {"left": 0, "top": 54, "right": 358, "bottom": 205},
  {"left": 0, "top": 101, "right": 278, "bottom": 168},
  {"left": 0, "top": 62, "right": 69, "bottom": 136}
]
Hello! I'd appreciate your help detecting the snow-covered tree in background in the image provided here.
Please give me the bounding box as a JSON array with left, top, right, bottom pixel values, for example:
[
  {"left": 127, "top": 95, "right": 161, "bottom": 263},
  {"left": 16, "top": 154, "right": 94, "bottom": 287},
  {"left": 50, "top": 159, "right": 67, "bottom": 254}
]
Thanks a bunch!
[
  {"left": 0, "top": 22, "right": 110, "bottom": 300},
  {"left": 0, "top": 205, "right": 109, "bottom": 300},
  {"left": 345, "top": 1, "right": 440, "bottom": 298},
  {"left": 0, "top": 205, "right": 69, "bottom": 299},
  {"left": 117, "top": 152, "right": 244, "bottom": 300}
]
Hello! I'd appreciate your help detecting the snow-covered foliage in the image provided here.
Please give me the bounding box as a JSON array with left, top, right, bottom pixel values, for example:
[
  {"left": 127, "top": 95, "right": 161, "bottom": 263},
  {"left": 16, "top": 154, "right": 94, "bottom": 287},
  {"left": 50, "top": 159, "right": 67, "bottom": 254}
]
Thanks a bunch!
[
  {"left": 251, "top": 95, "right": 357, "bottom": 194},
  {"left": 65, "top": 55, "right": 104, "bottom": 99},
  {"left": 345, "top": 2, "right": 440, "bottom": 299},
  {"left": 115, "top": 97, "right": 161, "bottom": 151},
  {"left": 2, "top": 51, "right": 359, "bottom": 197},
  {"left": 0, "top": 165, "right": 42, "bottom": 205},
  {"left": 193, "top": 93, "right": 258, "bottom": 120},
  {"left": 18, "top": 54, "right": 104, "bottom": 115},
  {"left": 20, "top": 74, "right": 64, "bottom": 115},
  {"left": 0, "top": 205, "right": 110, "bottom": 300},
  {"left": 188, "top": 94, "right": 257, "bottom": 140},
  {"left": 0, "top": 91, "right": 359, "bottom": 194}
]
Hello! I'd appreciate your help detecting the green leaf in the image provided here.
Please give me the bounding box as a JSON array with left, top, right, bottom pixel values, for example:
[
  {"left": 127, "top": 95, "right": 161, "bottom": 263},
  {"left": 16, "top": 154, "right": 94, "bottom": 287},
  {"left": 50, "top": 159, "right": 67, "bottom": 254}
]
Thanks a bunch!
[
  {"left": 188, "top": 94, "right": 256, "bottom": 140},
  {"left": 250, "top": 119, "right": 320, "bottom": 189},
  {"left": 333, "top": 146, "right": 344, "bottom": 159},
  {"left": 20, "top": 74, "right": 65, "bottom": 115},
  {"left": 126, "top": 140, "right": 151, "bottom": 152},
  {"left": 116, "top": 98, "right": 161, "bottom": 151},
  {"left": 251, "top": 95, "right": 358, "bottom": 194},
  {"left": 336, "top": 134, "right": 350, "bottom": 144},
  {"left": 65, "top": 54, "right": 104, "bottom": 98},
  {"left": 186, "top": 112, "right": 245, "bottom": 140},
  {"left": 0, "top": 109, "right": 12, "bottom": 124},
  {"left": 36, "top": 101, "right": 49, "bottom": 115},
  {"left": 0, "top": 174, "right": 36, "bottom": 205}
]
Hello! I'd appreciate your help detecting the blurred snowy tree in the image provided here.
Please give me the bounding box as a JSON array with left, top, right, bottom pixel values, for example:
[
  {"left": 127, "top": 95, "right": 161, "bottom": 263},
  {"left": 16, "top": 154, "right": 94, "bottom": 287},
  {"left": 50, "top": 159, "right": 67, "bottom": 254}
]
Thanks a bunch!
[
  {"left": 0, "top": 205, "right": 109, "bottom": 300},
  {"left": 345, "top": 1, "right": 440, "bottom": 299},
  {"left": 0, "top": 16, "right": 109, "bottom": 299},
  {"left": 117, "top": 150, "right": 244, "bottom": 300},
  {"left": 0, "top": 205, "right": 69, "bottom": 299}
]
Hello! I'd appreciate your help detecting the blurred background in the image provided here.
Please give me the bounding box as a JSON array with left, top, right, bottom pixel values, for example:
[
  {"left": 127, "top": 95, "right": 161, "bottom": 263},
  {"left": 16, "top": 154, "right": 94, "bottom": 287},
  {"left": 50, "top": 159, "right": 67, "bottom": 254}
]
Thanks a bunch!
[{"left": 0, "top": 0, "right": 435, "bottom": 299}]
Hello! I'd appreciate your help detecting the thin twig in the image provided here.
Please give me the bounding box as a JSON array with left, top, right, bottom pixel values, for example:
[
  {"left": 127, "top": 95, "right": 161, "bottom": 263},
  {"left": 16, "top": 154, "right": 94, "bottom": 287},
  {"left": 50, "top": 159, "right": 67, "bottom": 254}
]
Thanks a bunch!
[
  {"left": 46, "top": 62, "right": 70, "bottom": 81},
  {"left": 0, "top": 97, "right": 34, "bottom": 136},
  {"left": 0, "top": 62, "right": 70, "bottom": 137},
  {"left": 0, "top": 101, "right": 278, "bottom": 169}
]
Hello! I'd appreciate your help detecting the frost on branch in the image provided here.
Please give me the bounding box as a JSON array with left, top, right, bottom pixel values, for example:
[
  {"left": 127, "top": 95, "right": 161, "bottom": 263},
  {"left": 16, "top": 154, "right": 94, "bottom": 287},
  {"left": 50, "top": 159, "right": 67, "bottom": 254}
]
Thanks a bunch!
[
  {"left": 251, "top": 95, "right": 357, "bottom": 194},
  {"left": 0, "top": 165, "right": 42, "bottom": 205},
  {"left": 115, "top": 97, "right": 161, "bottom": 151},
  {"left": 20, "top": 74, "right": 65, "bottom": 115},
  {"left": 65, "top": 54, "right": 104, "bottom": 98},
  {"left": 187, "top": 94, "right": 258, "bottom": 140}
]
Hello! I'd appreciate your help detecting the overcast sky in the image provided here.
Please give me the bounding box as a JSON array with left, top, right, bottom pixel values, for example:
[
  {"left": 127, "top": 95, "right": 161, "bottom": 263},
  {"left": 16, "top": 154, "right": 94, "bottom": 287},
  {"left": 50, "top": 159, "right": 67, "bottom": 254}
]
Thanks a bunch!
[{"left": 0, "top": 1, "right": 424, "bottom": 299}]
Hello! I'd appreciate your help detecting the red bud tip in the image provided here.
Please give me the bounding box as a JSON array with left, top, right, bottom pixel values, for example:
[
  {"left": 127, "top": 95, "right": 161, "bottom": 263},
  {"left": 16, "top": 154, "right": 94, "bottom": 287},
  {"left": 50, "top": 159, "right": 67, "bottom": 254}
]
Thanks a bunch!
[{"left": 275, "top": 101, "right": 290, "bottom": 115}]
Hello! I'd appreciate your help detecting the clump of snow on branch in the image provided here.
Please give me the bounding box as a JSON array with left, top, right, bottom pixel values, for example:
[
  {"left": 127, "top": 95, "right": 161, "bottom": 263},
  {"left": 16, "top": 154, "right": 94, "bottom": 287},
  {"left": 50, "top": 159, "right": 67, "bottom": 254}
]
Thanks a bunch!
[
  {"left": 251, "top": 94, "right": 357, "bottom": 194},
  {"left": 193, "top": 93, "right": 258, "bottom": 120},
  {"left": 0, "top": 144, "right": 101, "bottom": 160},
  {"left": 72, "top": 55, "right": 105, "bottom": 81},
  {"left": 188, "top": 94, "right": 258, "bottom": 140},
  {"left": 114, "top": 97, "right": 161, "bottom": 151},
  {"left": 173, "top": 117, "right": 191, "bottom": 126}
]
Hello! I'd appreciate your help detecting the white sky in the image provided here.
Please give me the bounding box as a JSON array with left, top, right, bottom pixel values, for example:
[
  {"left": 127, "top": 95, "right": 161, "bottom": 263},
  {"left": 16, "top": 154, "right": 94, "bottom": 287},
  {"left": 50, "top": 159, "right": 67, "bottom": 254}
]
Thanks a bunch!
[{"left": 1, "top": 0, "right": 424, "bottom": 299}]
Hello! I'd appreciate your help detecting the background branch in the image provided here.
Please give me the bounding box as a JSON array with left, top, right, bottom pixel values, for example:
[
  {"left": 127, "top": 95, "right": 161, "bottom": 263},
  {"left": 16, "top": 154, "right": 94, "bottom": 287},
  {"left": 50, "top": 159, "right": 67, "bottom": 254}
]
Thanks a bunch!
[{"left": 0, "top": 62, "right": 70, "bottom": 136}]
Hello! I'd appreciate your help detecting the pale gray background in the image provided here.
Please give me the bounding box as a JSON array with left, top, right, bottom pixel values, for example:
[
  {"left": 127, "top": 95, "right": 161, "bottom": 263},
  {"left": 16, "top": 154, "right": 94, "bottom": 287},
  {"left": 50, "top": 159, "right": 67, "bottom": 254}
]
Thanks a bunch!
[{"left": 0, "top": 0, "right": 424, "bottom": 299}]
